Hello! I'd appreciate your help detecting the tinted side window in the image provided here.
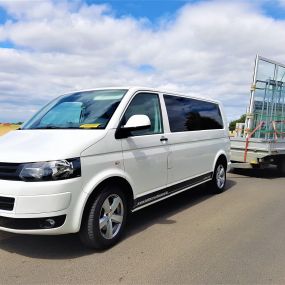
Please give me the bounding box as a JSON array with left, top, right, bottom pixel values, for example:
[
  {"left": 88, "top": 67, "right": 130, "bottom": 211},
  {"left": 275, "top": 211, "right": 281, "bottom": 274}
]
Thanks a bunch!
[
  {"left": 164, "top": 95, "right": 223, "bottom": 132},
  {"left": 122, "top": 93, "right": 163, "bottom": 136}
]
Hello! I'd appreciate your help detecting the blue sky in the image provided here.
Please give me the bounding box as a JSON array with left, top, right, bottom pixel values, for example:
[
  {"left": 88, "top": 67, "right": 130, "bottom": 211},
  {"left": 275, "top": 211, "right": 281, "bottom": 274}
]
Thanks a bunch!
[
  {"left": 1, "top": 1, "right": 284, "bottom": 48},
  {"left": 82, "top": 0, "right": 285, "bottom": 21},
  {"left": 1, "top": 0, "right": 285, "bottom": 122},
  {"left": 92, "top": 0, "right": 285, "bottom": 20},
  {"left": 0, "top": 6, "right": 8, "bottom": 24},
  {"left": 86, "top": 0, "right": 192, "bottom": 20},
  {"left": 0, "top": 0, "right": 197, "bottom": 25}
]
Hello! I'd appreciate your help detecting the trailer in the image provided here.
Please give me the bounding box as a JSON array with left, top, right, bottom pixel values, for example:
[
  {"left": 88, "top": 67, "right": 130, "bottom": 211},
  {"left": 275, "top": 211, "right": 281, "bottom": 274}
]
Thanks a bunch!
[{"left": 231, "top": 55, "right": 285, "bottom": 174}]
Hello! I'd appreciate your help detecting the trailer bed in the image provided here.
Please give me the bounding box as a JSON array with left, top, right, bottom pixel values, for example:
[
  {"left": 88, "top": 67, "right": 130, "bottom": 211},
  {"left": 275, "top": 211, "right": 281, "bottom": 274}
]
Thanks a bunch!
[{"left": 230, "top": 137, "right": 285, "bottom": 164}]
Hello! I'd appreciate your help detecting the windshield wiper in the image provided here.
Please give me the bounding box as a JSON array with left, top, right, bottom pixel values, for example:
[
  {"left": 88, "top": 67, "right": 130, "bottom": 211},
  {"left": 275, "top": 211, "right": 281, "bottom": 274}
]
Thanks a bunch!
[
  {"left": 36, "top": 125, "right": 60, "bottom": 129},
  {"left": 32, "top": 126, "right": 82, "bottom": 129},
  {"left": 25, "top": 124, "right": 102, "bottom": 130}
]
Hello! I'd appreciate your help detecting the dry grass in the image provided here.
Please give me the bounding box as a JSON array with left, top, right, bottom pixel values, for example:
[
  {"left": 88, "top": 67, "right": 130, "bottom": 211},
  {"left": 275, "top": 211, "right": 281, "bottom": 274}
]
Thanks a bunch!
[{"left": 0, "top": 124, "right": 20, "bottom": 136}]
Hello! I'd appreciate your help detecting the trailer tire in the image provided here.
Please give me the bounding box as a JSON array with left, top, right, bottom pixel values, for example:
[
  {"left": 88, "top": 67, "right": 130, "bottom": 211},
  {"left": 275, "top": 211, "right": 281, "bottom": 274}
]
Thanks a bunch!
[
  {"left": 277, "top": 159, "right": 285, "bottom": 176},
  {"left": 251, "top": 164, "right": 260, "bottom": 169}
]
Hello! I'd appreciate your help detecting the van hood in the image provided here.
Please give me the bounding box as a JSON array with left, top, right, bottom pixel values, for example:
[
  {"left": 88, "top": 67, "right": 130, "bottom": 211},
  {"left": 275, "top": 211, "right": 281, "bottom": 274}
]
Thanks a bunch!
[{"left": 0, "top": 129, "right": 107, "bottom": 163}]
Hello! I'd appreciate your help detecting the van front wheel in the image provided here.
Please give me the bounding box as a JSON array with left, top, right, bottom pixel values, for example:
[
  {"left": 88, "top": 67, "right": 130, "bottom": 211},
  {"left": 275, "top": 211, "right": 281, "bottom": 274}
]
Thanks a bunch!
[
  {"left": 211, "top": 162, "right": 226, "bottom": 194},
  {"left": 80, "top": 186, "right": 127, "bottom": 249}
]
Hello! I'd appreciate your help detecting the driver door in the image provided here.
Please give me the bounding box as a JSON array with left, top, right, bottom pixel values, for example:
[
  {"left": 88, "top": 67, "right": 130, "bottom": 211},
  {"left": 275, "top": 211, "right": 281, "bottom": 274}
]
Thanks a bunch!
[{"left": 120, "top": 92, "right": 168, "bottom": 198}]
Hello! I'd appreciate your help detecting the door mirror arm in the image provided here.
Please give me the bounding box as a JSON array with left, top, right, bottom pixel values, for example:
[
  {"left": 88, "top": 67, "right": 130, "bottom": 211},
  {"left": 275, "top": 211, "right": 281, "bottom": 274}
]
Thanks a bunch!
[
  {"left": 115, "top": 124, "right": 151, "bottom": 139},
  {"left": 115, "top": 127, "right": 130, "bottom": 139}
]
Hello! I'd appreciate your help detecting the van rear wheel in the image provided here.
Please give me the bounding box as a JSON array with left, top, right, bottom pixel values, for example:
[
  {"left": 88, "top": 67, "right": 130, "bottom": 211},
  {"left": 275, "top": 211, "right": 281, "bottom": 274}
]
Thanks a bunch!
[
  {"left": 211, "top": 161, "right": 226, "bottom": 194},
  {"left": 79, "top": 185, "right": 127, "bottom": 249}
]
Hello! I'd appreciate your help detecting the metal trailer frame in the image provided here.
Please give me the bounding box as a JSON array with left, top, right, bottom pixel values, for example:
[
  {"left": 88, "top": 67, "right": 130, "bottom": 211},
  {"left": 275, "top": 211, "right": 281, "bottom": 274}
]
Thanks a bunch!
[
  {"left": 231, "top": 55, "right": 285, "bottom": 172},
  {"left": 246, "top": 55, "right": 285, "bottom": 139}
]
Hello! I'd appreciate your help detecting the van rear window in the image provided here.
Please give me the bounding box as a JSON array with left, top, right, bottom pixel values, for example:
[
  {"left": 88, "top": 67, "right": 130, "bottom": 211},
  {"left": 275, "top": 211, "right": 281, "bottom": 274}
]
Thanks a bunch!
[{"left": 164, "top": 95, "right": 223, "bottom": 132}]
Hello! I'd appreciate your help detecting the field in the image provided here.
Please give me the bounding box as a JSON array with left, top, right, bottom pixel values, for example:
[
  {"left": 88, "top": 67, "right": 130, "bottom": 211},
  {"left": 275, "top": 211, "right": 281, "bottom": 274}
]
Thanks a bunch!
[{"left": 0, "top": 124, "right": 20, "bottom": 136}]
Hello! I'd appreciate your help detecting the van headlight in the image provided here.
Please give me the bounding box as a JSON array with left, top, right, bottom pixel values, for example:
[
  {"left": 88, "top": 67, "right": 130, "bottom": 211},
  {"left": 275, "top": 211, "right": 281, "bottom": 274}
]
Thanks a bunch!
[{"left": 19, "top": 158, "right": 81, "bottom": 182}]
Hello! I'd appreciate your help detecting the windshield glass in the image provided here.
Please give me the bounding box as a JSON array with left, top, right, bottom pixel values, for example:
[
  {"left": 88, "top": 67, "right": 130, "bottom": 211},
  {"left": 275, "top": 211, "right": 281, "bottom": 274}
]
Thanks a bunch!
[{"left": 22, "top": 89, "right": 128, "bottom": 130}]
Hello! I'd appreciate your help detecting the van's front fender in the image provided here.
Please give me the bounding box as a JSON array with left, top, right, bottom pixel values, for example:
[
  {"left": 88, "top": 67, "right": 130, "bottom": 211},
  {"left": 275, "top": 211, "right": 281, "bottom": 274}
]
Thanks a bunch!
[{"left": 70, "top": 166, "right": 134, "bottom": 232}]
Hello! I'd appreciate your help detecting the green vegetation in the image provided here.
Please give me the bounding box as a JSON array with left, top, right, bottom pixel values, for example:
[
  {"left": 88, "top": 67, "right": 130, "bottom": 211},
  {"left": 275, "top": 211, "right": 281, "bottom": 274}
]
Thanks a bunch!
[{"left": 229, "top": 114, "right": 246, "bottom": 131}]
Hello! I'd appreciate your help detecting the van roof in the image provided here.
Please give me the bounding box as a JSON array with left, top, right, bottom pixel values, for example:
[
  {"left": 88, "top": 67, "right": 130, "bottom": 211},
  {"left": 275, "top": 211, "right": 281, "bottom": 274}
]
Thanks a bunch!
[{"left": 65, "top": 86, "right": 221, "bottom": 105}]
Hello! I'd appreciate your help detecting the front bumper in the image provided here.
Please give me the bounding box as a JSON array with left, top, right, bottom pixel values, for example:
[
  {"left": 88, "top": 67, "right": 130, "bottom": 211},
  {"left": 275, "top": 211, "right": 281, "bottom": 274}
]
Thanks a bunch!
[
  {"left": 0, "top": 177, "right": 84, "bottom": 234},
  {"left": 0, "top": 215, "right": 66, "bottom": 230}
]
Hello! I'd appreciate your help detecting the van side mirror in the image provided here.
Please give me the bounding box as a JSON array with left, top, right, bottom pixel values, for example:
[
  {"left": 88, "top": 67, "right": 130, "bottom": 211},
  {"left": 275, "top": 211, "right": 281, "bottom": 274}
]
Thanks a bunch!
[
  {"left": 115, "top": 115, "right": 151, "bottom": 139},
  {"left": 124, "top": 115, "right": 151, "bottom": 129}
]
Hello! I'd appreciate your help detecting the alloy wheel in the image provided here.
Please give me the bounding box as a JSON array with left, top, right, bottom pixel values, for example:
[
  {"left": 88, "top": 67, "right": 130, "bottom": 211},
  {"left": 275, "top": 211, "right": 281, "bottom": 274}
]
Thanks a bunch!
[
  {"left": 216, "top": 165, "right": 225, "bottom": 189},
  {"left": 99, "top": 194, "right": 124, "bottom": 239}
]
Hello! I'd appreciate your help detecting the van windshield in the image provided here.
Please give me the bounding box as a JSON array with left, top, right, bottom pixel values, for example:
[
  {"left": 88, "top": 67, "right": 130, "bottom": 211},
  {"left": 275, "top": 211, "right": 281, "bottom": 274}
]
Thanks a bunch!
[{"left": 22, "top": 89, "right": 128, "bottom": 130}]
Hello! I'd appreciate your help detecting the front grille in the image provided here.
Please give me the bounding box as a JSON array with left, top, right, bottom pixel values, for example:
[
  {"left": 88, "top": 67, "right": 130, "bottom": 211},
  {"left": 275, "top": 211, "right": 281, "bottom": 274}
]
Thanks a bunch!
[
  {"left": 0, "top": 196, "right": 15, "bottom": 211},
  {"left": 0, "top": 162, "right": 21, "bottom": 180}
]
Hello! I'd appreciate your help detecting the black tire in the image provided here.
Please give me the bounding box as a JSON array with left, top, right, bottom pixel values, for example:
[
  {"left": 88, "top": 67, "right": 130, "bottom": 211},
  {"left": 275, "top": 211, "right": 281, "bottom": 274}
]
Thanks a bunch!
[
  {"left": 277, "top": 159, "right": 285, "bottom": 176},
  {"left": 251, "top": 164, "right": 260, "bottom": 169},
  {"left": 210, "top": 161, "right": 227, "bottom": 194},
  {"left": 79, "top": 185, "right": 127, "bottom": 249}
]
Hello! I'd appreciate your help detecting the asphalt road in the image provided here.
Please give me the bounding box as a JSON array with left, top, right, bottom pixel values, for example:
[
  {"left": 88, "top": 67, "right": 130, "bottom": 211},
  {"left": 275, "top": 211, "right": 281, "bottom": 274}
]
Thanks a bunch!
[{"left": 1, "top": 168, "right": 285, "bottom": 284}]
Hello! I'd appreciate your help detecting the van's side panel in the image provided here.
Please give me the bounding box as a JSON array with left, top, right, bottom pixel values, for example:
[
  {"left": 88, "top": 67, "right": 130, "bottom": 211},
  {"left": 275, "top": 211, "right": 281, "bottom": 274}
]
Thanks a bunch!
[
  {"left": 166, "top": 130, "right": 226, "bottom": 185},
  {"left": 161, "top": 93, "right": 229, "bottom": 186}
]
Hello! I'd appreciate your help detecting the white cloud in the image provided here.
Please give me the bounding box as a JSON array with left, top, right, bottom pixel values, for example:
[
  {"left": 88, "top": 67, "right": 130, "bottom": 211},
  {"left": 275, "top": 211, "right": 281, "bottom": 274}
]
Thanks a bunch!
[{"left": 0, "top": 0, "right": 285, "bottom": 122}]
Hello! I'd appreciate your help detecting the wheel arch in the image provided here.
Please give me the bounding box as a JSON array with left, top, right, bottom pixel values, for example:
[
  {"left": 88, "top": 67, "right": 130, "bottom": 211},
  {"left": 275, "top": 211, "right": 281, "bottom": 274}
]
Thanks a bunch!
[
  {"left": 213, "top": 151, "right": 228, "bottom": 172},
  {"left": 79, "top": 176, "right": 134, "bottom": 231}
]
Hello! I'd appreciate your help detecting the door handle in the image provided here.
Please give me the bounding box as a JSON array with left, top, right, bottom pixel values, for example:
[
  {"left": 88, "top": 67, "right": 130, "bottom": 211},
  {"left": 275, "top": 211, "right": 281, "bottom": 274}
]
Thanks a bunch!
[{"left": 160, "top": 137, "right": 168, "bottom": 142}]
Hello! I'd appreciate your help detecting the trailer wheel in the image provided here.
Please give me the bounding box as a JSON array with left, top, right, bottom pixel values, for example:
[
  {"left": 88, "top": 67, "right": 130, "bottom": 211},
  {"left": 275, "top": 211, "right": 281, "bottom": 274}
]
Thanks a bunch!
[
  {"left": 277, "top": 159, "right": 285, "bottom": 176},
  {"left": 251, "top": 164, "right": 260, "bottom": 169}
]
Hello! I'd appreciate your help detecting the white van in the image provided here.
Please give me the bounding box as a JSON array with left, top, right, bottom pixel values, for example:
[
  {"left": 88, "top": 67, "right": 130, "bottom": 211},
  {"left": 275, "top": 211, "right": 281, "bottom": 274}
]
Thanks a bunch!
[{"left": 0, "top": 87, "right": 230, "bottom": 249}]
